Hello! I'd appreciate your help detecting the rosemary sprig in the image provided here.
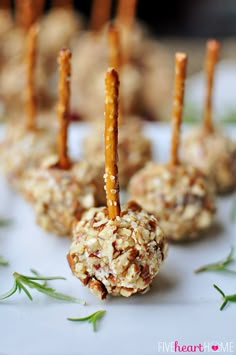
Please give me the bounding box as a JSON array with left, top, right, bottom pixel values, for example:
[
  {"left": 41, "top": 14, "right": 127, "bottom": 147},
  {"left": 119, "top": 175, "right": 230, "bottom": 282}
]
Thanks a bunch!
[
  {"left": 214, "top": 284, "right": 236, "bottom": 310},
  {"left": 0, "top": 256, "right": 8, "bottom": 266},
  {"left": 0, "top": 271, "right": 85, "bottom": 304},
  {"left": 0, "top": 219, "right": 12, "bottom": 227},
  {"left": 194, "top": 246, "right": 236, "bottom": 274},
  {"left": 68, "top": 310, "right": 106, "bottom": 331}
]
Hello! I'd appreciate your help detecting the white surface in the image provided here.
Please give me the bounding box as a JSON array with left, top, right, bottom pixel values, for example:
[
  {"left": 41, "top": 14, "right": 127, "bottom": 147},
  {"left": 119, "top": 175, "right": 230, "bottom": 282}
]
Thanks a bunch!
[{"left": 0, "top": 121, "right": 236, "bottom": 355}]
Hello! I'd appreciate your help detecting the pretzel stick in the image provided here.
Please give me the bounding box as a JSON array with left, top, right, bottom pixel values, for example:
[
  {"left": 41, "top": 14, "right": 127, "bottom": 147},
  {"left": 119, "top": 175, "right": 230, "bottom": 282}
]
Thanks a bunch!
[
  {"left": 108, "top": 23, "right": 122, "bottom": 70},
  {"left": 170, "top": 53, "right": 187, "bottom": 166},
  {"left": 57, "top": 49, "right": 71, "bottom": 170},
  {"left": 115, "top": 0, "right": 137, "bottom": 64},
  {"left": 35, "top": 0, "right": 45, "bottom": 19},
  {"left": 90, "top": 0, "right": 112, "bottom": 32},
  {"left": 116, "top": 0, "right": 137, "bottom": 29},
  {"left": 52, "top": 0, "right": 73, "bottom": 9},
  {"left": 0, "top": 0, "right": 10, "bottom": 10},
  {"left": 15, "top": 0, "right": 36, "bottom": 30},
  {"left": 104, "top": 68, "right": 121, "bottom": 219},
  {"left": 203, "top": 39, "right": 220, "bottom": 133},
  {"left": 25, "top": 23, "right": 38, "bottom": 130},
  {"left": 108, "top": 23, "right": 123, "bottom": 124}
]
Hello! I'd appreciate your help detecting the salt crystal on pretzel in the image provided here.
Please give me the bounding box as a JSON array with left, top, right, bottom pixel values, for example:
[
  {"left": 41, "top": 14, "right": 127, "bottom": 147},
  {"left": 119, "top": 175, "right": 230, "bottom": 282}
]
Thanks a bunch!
[
  {"left": 169, "top": 53, "right": 187, "bottom": 166},
  {"left": 57, "top": 48, "right": 71, "bottom": 170},
  {"left": 203, "top": 40, "right": 220, "bottom": 133},
  {"left": 104, "top": 68, "right": 121, "bottom": 219}
]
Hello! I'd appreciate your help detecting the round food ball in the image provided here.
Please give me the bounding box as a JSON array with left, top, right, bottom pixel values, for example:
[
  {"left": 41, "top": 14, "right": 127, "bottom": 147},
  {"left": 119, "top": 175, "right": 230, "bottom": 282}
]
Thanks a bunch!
[
  {"left": 128, "top": 163, "right": 216, "bottom": 241},
  {"left": 67, "top": 200, "right": 168, "bottom": 299},
  {"left": 0, "top": 122, "right": 57, "bottom": 189},
  {"left": 22, "top": 156, "right": 106, "bottom": 236},
  {"left": 180, "top": 127, "right": 236, "bottom": 194}
]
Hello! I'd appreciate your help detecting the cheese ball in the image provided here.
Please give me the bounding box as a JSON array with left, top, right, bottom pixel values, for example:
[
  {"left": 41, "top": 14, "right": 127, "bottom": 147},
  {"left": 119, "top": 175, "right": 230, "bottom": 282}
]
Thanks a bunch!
[
  {"left": 180, "top": 127, "right": 236, "bottom": 194},
  {"left": 67, "top": 200, "right": 168, "bottom": 299},
  {"left": 83, "top": 118, "right": 152, "bottom": 188},
  {"left": 0, "top": 58, "right": 53, "bottom": 115},
  {"left": 39, "top": 8, "right": 83, "bottom": 74},
  {"left": 0, "top": 10, "right": 13, "bottom": 38},
  {"left": 71, "top": 30, "right": 142, "bottom": 120},
  {"left": 128, "top": 163, "right": 216, "bottom": 241},
  {"left": 0, "top": 121, "right": 57, "bottom": 189},
  {"left": 70, "top": 23, "right": 172, "bottom": 121},
  {"left": 22, "top": 156, "right": 106, "bottom": 236}
]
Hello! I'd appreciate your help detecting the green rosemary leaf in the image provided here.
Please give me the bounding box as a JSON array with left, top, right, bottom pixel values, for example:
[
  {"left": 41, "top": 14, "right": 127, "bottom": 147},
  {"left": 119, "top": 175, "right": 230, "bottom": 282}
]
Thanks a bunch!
[
  {"left": 0, "top": 271, "right": 85, "bottom": 304},
  {"left": 0, "top": 281, "right": 18, "bottom": 300},
  {"left": 0, "top": 219, "right": 12, "bottom": 227},
  {"left": 0, "top": 256, "right": 8, "bottom": 266},
  {"left": 195, "top": 246, "right": 235, "bottom": 273},
  {"left": 214, "top": 284, "right": 236, "bottom": 311},
  {"left": 68, "top": 310, "right": 106, "bottom": 331}
]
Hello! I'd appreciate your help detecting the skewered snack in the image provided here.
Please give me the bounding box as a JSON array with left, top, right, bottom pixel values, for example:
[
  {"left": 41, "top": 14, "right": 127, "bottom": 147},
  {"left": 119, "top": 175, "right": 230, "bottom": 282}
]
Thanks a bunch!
[
  {"left": 128, "top": 53, "right": 216, "bottom": 242},
  {"left": 82, "top": 24, "right": 152, "bottom": 188},
  {"left": 39, "top": 1, "right": 83, "bottom": 75},
  {"left": 71, "top": 2, "right": 142, "bottom": 120},
  {"left": 15, "top": 0, "right": 45, "bottom": 31},
  {"left": 67, "top": 68, "right": 168, "bottom": 299},
  {"left": 70, "top": 0, "right": 173, "bottom": 121},
  {"left": 89, "top": 0, "right": 112, "bottom": 32},
  {"left": 0, "top": 1, "right": 53, "bottom": 117},
  {"left": 181, "top": 40, "right": 236, "bottom": 194},
  {"left": 22, "top": 49, "right": 105, "bottom": 236},
  {"left": 0, "top": 24, "right": 56, "bottom": 189}
]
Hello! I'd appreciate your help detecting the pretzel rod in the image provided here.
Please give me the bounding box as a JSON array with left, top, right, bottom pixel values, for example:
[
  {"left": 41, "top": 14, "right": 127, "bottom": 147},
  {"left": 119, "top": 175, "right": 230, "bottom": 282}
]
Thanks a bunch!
[
  {"left": 57, "top": 49, "right": 71, "bottom": 170},
  {"left": 108, "top": 24, "right": 123, "bottom": 124},
  {"left": 35, "top": 0, "right": 45, "bottom": 19},
  {"left": 89, "top": 0, "right": 112, "bottom": 32},
  {"left": 170, "top": 53, "right": 187, "bottom": 166},
  {"left": 25, "top": 23, "right": 38, "bottom": 130},
  {"left": 15, "top": 0, "right": 36, "bottom": 30},
  {"left": 108, "top": 23, "right": 122, "bottom": 70},
  {"left": 0, "top": 0, "right": 10, "bottom": 9},
  {"left": 116, "top": 0, "right": 137, "bottom": 29},
  {"left": 52, "top": 0, "right": 73, "bottom": 9},
  {"left": 104, "top": 68, "right": 121, "bottom": 219},
  {"left": 203, "top": 39, "right": 220, "bottom": 133}
]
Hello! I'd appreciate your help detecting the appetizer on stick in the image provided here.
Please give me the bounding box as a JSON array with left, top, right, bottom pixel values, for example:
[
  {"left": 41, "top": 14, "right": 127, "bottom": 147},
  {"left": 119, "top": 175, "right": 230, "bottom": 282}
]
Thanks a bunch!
[
  {"left": 82, "top": 24, "right": 152, "bottom": 188},
  {"left": 0, "top": 24, "right": 56, "bottom": 189},
  {"left": 71, "top": 0, "right": 172, "bottom": 121},
  {"left": 128, "top": 53, "right": 216, "bottom": 242},
  {"left": 0, "top": 1, "right": 52, "bottom": 116},
  {"left": 181, "top": 40, "right": 236, "bottom": 193},
  {"left": 22, "top": 49, "right": 105, "bottom": 236},
  {"left": 67, "top": 68, "right": 168, "bottom": 299},
  {"left": 39, "top": 0, "right": 83, "bottom": 75}
]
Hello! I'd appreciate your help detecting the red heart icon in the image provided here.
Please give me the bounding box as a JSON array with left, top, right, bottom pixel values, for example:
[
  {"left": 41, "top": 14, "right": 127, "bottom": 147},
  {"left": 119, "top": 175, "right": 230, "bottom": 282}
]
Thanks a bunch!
[{"left": 212, "top": 345, "right": 219, "bottom": 351}]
